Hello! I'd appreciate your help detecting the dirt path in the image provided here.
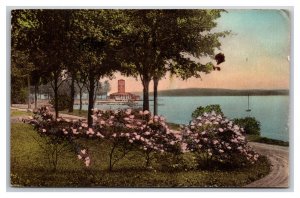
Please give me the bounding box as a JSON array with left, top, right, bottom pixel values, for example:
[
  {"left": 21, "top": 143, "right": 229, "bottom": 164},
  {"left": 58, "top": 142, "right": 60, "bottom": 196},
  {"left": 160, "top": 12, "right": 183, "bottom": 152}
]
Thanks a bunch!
[{"left": 245, "top": 142, "right": 289, "bottom": 188}]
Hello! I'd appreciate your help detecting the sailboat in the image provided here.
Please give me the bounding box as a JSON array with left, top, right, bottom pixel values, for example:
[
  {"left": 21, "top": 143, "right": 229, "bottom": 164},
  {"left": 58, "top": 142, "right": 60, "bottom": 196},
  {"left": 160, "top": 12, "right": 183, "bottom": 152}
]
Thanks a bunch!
[{"left": 246, "top": 94, "right": 251, "bottom": 112}]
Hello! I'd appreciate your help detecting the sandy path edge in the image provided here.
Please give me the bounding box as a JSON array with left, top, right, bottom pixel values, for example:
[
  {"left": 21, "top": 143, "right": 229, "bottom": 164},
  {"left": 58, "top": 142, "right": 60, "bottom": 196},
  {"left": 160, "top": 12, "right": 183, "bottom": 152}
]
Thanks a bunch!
[{"left": 245, "top": 142, "right": 289, "bottom": 188}]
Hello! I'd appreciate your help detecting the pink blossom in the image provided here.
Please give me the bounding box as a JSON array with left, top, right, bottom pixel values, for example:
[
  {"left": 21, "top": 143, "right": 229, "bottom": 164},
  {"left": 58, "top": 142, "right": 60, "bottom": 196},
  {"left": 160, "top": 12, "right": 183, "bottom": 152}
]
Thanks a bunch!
[
  {"left": 112, "top": 133, "right": 117, "bottom": 137},
  {"left": 233, "top": 125, "right": 240, "bottom": 130},
  {"left": 212, "top": 140, "right": 219, "bottom": 145},
  {"left": 143, "top": 110, "right": 149, "bottom": 115},
  {"left": 218, "top": 128, "right": 224, "bottom": 132},
  {"left": 81, "top": 149, "right": 87, "bottom": 155},
  {"left": 87, "top": 128, "right": 94, "bottom": 135},
  {"left": 91, "top": 115, "right": 97, "bottom": 121},
  {"left": 85, "top": 157, "right": 91, "bottom": 167},
  {"left": 219, "top": 149, "right": 224, "bottom": 153},
  {"left": 125, "top": 124, "right": 133, "bottom": 128},
  {"left": 205, "top": 121, "right": 211, "bottom": 125},
  {"left": 125, "top": 109, "right": 132, "bottom": 115},
  {"left": 96, "top": 132, "right": 104, "bottom": 138},
  {"left": 196, "top": 116, "right": 202, "bottom": 120},
  {"left": 159, "top": 116, "right": 165, "bottom": 122},
  {"left": 42, "top": 129, "right": 46, "bottom": 133},
  {"left": 77, "top": 155, "right": 82, "bottom": 160}
]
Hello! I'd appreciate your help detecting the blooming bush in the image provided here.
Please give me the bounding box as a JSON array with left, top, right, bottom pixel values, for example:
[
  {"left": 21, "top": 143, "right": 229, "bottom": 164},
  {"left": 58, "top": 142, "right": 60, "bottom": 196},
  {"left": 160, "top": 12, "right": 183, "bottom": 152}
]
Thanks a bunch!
[
  {"left": 182, "top": 111, "right": 259, "bottom": 169},
  {"left": 23, "top": 106, "right": 91, "bottom": 170},
  {"left": 90, "top": 108, "right": 181, "bottom": 170},
  {"left": 23, "top": 106, "right": 261, "bottom": 172}
]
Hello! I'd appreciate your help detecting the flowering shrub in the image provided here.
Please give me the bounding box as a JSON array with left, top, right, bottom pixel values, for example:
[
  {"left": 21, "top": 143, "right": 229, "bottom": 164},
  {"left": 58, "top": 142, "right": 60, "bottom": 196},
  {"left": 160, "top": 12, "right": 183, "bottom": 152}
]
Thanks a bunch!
[
  {"left": 91, "top": 108, "right": 181, "bottom": 170},
  {"left": 23, "top": 106, "right": 91, "bottom": 170},
  {"left": 23, "top": 106, "right": 261, "bottom": 172},
  {"left": 182, "top": 111, "right": 259, "bottom": 169}
]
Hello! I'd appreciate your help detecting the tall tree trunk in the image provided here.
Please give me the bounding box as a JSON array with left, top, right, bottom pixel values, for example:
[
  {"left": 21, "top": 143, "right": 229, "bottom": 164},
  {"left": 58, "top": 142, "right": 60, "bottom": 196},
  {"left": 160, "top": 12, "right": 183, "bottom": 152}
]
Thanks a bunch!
[
  {"left": 27, "top": 75, "right": 31, "bottom": 109},
  {"left": 153, "top": 77, "right": 159, "bottom": 115},
  {"left": 142, "top": 77, "right": 150, "bottom": 111},
  {"left": 93, "top": 81, "right": 98, "bottom": 107},
  {"left": 79, "top": 87, "right": 83, "bottom": 112},
  {"left": 87, "top": 74, "right": 95, "bottom": 127},
  {"left": 54, "top": 77, "right": 59, "bottom": 119},
  {"left": 34, "top": 84, "right": 38, "bottom": 109},
  {"left": 68, "top": 75, "right": 75, "bottom": 112}
]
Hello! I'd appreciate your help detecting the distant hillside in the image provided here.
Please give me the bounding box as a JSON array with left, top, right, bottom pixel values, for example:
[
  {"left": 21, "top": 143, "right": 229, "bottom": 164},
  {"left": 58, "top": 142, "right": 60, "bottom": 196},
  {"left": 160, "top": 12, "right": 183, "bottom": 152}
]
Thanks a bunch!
[{"left": 141, "top": 88, "right": 290, "bottom": 96}]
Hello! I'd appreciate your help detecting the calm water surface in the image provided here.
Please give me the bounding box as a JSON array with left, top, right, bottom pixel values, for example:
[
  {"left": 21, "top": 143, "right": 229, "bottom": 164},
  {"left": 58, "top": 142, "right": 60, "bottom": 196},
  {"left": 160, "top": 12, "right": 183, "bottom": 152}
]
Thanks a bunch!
[{"left": 77, "top": 96, "right": 290, "bottom": 141}]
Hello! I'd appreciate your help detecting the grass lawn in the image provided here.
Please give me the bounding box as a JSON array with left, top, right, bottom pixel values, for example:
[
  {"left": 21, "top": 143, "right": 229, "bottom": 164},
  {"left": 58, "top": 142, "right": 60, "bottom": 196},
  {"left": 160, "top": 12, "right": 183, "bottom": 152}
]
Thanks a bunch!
[
  {"left": 60, "top": 109, "right": 88, "bottom": 118},
  {"left": 11, "top": 123, "right": 271, "bottom": 187},
  {"left": 11, "top": 109, "right": 33, "bottom": 117}
]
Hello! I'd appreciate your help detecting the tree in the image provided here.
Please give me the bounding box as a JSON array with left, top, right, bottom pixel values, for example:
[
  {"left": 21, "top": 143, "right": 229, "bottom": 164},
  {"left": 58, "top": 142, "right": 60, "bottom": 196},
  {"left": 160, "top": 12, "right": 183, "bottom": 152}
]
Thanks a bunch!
[
  {"left": 72, "top": 10, "right": 129, "bottom": 126},
  {"left": 11, "top": 10, "right": 38, "bottom": 106},
  {"left": 11, "top": 10, "right": 75, "bottom": 118},
  {"left": 119, "top": 10, "right": 228, "bottom": 112}
]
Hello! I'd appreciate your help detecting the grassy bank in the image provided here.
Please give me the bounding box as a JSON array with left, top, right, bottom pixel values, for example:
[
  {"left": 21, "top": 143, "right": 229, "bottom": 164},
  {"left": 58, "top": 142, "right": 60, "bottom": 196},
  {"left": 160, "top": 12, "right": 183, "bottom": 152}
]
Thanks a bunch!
[
  {"left": 11, "top": 123, "right": 270, "bottom": 187},
  {"left": 247, "top": 135, "right": 289, "bottom": 147},
  {"left": 60, "top": 109, "right": 88, "bottom": 118},
  {"left": 10, "top": 109, "right": 33, "bottom": 117}
]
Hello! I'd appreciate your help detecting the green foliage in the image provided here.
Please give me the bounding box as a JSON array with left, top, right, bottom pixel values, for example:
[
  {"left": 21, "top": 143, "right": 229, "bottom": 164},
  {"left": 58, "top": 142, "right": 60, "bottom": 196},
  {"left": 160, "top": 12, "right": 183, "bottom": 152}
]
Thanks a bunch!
[
  {"left": 191, "top": 104, "right": 224, "bottom": 118},
  {"left": 156, "top": 152, "right": 195, "bottom": 172},
  {"left": 11, "top": 86, "right": 28, "bottom": 104},
  {"left": 49, "top": 94, "right": 71, "bottom": 111},
  {"left": 234, "top": 117, "right": 261, "bottom": 136}
]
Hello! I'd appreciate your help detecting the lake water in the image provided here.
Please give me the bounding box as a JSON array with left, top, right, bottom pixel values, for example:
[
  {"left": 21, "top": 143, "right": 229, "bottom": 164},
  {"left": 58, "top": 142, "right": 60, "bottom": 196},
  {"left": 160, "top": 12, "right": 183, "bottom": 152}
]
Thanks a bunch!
[{"left": 77, "top": 96, "right": 290, "bottom": 142}]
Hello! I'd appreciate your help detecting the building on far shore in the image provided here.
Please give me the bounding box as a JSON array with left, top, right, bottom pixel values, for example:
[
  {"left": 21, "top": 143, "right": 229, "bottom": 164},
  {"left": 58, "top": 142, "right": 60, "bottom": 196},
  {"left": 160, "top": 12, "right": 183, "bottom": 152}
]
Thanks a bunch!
[{"left": 109, "top": 79, "right": 140, "bottom": 101}]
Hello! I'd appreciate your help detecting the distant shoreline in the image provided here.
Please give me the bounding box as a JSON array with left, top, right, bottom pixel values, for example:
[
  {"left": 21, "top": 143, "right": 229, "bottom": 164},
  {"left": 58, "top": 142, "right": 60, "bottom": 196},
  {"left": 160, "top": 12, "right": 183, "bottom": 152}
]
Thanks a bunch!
[{"left": 134, "top": 88, "right": 289, "bottom": 97}]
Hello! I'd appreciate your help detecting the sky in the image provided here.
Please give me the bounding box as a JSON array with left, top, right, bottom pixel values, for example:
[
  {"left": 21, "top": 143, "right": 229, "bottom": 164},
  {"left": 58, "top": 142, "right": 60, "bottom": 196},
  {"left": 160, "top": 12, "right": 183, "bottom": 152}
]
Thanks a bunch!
[{"left": 107, "top": 9, "right": 291, "bottom": 93}]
